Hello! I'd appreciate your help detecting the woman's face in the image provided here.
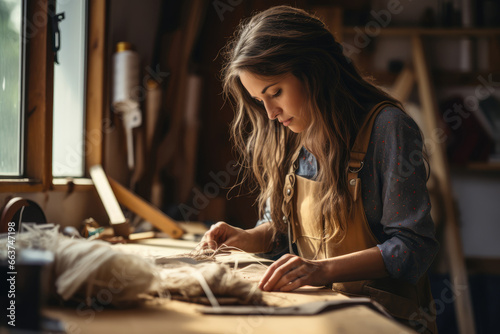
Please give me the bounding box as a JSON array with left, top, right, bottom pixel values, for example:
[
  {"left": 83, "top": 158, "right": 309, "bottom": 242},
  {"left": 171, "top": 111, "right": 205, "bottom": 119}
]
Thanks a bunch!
[{"left": 239, "top": 71, "right": 311, "bottom": 133}]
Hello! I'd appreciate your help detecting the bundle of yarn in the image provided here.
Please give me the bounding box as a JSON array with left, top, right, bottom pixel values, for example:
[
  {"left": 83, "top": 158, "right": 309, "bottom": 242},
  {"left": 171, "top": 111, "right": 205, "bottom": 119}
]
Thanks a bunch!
[{"left": 4, "top": 225, "right": 263, "bottom": 307}]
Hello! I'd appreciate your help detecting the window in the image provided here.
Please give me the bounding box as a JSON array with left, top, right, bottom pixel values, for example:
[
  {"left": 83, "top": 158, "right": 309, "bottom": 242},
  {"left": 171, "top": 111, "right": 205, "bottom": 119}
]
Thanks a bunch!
[
  {"left": 0, "top": 0, "right": 105, "bottom": 192},
  {"left": 0, "top": 0, "right": 23, "bottom": 177},
  {"left": 52, "top": 0, "right": 87, "bottom": 177}
]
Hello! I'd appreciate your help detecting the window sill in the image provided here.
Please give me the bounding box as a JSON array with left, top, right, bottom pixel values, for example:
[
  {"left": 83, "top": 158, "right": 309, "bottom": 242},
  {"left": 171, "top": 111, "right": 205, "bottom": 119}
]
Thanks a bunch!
[
  {"left": 0, "top": 179, "right": 43, "bottom": 192},
  {"left": 52, "top": 178, "right": 94, "bottom": 192},
  {"left": 0, "top": 178, "right": 94, "bottom": 193}
]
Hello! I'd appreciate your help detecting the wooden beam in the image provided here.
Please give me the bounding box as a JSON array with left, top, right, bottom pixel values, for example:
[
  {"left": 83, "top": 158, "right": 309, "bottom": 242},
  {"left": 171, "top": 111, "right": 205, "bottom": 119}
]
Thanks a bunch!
[
  {"left": 108, "top": 177, "right": 184, "bottom": 239},
  {"left": 25, "top": 0, "right": 53, "bottom": 191},
  {"left": 412, "top": 35, "right": 476, "bottom": 334},
  {"left": 85, "top": 0, "right": 107, "bottom": 174},
  {"left": 343, "top": 27, "right": 500, "bottom": 37}
]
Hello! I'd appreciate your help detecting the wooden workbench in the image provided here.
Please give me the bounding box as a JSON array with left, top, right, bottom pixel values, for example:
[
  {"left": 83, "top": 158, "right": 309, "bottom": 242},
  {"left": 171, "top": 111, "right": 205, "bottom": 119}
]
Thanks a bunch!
[{"left": 43, "top": 238, "right": 415, "bottom": 334}]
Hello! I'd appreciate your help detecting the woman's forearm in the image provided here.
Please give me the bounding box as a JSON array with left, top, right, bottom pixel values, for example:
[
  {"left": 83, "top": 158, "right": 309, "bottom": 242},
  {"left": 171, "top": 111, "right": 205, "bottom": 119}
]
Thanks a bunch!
[
  {"left": 246, "top": 221, "right": 275, "bottom": 253},
  {"left": 321, "top": 246, "right": 389, "bottom": 282},
  {"left": 259, "top": 246, "right": 390, "bottom": 291}
]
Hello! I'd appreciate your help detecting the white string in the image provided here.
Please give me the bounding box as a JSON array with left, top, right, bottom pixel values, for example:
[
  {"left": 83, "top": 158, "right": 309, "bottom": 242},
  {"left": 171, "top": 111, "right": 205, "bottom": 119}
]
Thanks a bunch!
[
  {"left": 216, "top": 244, "right": 269, "bottom": 269},
  {"left": 191, "top": 269, "right": 220, "bottom": 308}
]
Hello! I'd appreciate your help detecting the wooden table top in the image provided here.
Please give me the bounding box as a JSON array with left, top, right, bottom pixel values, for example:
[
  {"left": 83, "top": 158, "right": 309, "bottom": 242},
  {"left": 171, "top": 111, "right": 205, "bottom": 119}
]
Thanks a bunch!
[{"left": 42, "top": 237, "right": 415, "bottom": 334}]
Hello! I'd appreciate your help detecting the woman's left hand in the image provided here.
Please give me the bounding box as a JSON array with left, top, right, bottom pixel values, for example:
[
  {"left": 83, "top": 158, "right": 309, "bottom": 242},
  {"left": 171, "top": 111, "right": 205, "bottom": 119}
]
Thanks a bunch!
[{"left": 258, "top": 254, "right": 329, "bottom": 292}]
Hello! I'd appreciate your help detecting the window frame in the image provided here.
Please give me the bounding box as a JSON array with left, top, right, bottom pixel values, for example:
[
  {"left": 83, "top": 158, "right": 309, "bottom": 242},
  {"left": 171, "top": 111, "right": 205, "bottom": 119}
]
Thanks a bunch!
[{"left": 0, "top": 0, "right": 106, "bottom": 193}]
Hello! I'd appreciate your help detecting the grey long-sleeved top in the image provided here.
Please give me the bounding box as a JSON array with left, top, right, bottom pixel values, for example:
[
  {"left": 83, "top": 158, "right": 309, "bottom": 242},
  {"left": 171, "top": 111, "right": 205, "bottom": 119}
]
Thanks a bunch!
[{"left": 257, "top": 106, "right": 439, "bottom": 284}]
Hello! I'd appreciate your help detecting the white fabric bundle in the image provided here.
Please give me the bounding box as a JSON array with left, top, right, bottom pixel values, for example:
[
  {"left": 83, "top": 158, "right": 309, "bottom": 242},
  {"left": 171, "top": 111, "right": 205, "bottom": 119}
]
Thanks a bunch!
[
  {"left": 10, "top": 226, "right": 155, "bottom": 306},
  {"left": 6, "top": 225, "right": 263, "bottom": 307}
]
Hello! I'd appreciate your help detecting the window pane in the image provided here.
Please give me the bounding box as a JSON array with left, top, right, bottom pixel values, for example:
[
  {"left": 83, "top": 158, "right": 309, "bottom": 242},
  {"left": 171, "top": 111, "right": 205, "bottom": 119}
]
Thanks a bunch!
[
  {"left": 0, "top": 0, "right": 22, "bottom": 176},
  {"left": 52, "top": 0, "right": 86, "bottom": 177}
]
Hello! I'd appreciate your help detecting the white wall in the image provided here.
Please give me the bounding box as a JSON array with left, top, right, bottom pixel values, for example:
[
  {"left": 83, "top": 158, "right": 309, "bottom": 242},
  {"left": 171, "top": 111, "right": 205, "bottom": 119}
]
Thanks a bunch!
[{"left": 452, "top": 171, "right": 500, "bottom": 257}]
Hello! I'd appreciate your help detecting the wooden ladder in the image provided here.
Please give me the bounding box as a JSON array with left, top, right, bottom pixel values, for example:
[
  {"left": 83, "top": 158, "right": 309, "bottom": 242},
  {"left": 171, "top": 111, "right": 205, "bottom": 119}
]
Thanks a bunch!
[{"left": 392, "top": 34, "right": 477, "bottom": 334}]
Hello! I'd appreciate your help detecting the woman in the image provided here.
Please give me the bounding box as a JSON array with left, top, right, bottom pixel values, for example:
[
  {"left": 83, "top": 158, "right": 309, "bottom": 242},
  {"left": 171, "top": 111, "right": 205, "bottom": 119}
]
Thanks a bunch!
[{"left": 202, "top": 6, "right": 439, "bottom": 333}]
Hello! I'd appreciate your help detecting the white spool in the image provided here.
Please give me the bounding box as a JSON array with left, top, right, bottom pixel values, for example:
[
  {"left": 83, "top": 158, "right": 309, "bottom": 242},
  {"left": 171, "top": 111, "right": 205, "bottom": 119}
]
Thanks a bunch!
[
  {"left": 112, "top": 42, "right": 142, "bottom": 169},
  {"left": 112, "top": 42, "right": 140, "bottom": 111}
]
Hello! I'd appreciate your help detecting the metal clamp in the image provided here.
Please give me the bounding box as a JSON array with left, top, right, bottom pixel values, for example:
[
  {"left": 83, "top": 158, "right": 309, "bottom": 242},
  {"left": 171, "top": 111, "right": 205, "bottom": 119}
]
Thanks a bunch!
[{"left": 348, "top": 161, "right": 364, "bottom": 173}]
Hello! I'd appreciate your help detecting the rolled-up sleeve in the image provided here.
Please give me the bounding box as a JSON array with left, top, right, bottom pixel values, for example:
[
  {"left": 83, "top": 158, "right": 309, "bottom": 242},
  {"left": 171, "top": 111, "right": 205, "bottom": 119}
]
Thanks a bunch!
[{"left": 362, "top": 107, "right": 440, "bottom": 284}]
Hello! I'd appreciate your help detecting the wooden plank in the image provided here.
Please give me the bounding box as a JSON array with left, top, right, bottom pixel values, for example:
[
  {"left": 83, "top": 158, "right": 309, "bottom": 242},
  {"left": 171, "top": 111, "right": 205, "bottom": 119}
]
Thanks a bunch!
[
  {"left": 343, "top": 27, "right": 500, "bottom": 37},
  {"left": 89, "top": 165, "right": 130, "bottom": 237},
  {"left": 85, "top": 0, "right": 107, "bottom": 173},
  {"left": 179, "top": 74, "right": 202, "bottom": 202},
  {"left": 412, "top": 35, "right": 476, "bottom": 334},
  {"left": 154, "top": 1, "right": 208, "bottom": 203},
  {"left": 108, "top": 176, "right": 184, "bottom": 239},
  {"left": 0, "top": 181, "right": 43, "bottom": 193},
  {"left": 464, "top": 162, "right": 500, "bottom": 171},
  {"left": 128, "top": 231, "right": 156, "bottom": 241},
  {"left": 25, "top": 0, "right": 53, "bottom": 191}
]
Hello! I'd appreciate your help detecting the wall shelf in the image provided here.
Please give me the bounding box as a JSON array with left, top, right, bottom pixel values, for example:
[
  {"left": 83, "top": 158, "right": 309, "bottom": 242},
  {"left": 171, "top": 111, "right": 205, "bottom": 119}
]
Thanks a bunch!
[
  {"left": 361, "top": 70, "right": 500, "bottom": 87},
  {"left": 463, "top": 162, "right": 500, "bottom": 171},
  {"left": 343, "top": 26, "right": 500, "bottom": 37}
]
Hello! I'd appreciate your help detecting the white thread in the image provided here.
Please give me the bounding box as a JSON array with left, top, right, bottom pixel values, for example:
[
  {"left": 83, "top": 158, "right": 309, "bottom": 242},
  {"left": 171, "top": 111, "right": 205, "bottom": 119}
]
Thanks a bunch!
[{"left": 192, "top": 269, "right": 220, "bottom": 308}]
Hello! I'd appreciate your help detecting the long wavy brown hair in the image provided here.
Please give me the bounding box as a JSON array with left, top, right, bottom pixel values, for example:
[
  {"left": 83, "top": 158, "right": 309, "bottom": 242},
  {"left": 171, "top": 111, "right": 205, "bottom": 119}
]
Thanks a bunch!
[{"left": 221, "top": 6, "right": 401, "bottom": 243}]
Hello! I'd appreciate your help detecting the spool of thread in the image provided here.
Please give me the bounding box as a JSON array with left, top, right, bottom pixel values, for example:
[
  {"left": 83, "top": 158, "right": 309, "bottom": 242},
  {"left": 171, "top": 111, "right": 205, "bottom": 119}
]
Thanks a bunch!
[
  {"left": 112, "top": 42, "right": 140, "bottom": 111},
  {"left": 112, "top": 42, "right": 142, "bottom": 169}
]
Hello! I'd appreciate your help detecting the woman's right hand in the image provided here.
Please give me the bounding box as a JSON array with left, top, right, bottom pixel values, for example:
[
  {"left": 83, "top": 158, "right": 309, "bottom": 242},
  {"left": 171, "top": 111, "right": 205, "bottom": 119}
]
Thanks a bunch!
[{"left": 200, "top": 221, "right": 272, "bottom": 253}]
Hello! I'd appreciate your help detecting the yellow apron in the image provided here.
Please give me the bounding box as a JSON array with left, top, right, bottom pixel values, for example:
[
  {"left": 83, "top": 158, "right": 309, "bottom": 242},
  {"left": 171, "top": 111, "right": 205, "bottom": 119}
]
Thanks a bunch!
[{"left": 282, "top": 102, "right": 437, "bottom": 333}]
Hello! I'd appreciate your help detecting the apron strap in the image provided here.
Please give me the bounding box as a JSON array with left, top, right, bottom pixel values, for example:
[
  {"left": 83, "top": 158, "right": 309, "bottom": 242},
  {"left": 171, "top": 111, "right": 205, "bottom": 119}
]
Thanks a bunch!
[
  {"left": 287, "top": 148, "right": 302, "bottom": 174},
  {"left": 348, "top": 101, "right": 401, "bottom": 170},
  {"left": 347, "top": 101, "right": 401, "bottom": 202},
  {"left": 282, "top": 148, "right": 302, "bottom": 255}
]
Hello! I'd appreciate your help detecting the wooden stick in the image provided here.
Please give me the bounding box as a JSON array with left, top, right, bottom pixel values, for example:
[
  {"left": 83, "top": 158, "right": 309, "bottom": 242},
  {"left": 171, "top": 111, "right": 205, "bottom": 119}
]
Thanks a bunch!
[
  {"left": 412, "top": 35, "right": 476, "bottom": 334},
  {"left": 108, "top": 177, "right": 184, "bottom": 239},
  {"left": 89, "top": 165, "right": 130, "bottom": 238},
  {"left": 85, "top": 0, "right": 106, "bottom": 171},
  {"left": 391, "top": 66, "right": 414, "bottom": 103}
]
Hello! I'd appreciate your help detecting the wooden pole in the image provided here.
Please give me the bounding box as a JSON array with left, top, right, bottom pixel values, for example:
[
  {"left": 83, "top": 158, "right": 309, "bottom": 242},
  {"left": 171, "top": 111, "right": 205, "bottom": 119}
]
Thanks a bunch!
[
  {"left": 412, "top": 35, "right": 476, "bottom": 334},
  {"left": 391, "top": 66, "right": 415, "bottom": 103}
]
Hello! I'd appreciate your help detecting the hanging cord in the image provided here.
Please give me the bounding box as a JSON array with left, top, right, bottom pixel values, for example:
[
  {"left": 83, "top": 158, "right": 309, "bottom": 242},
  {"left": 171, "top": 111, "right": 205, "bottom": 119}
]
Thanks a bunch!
[{"left": 17, "top": 206, "right": 25, "bottom": 233}]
